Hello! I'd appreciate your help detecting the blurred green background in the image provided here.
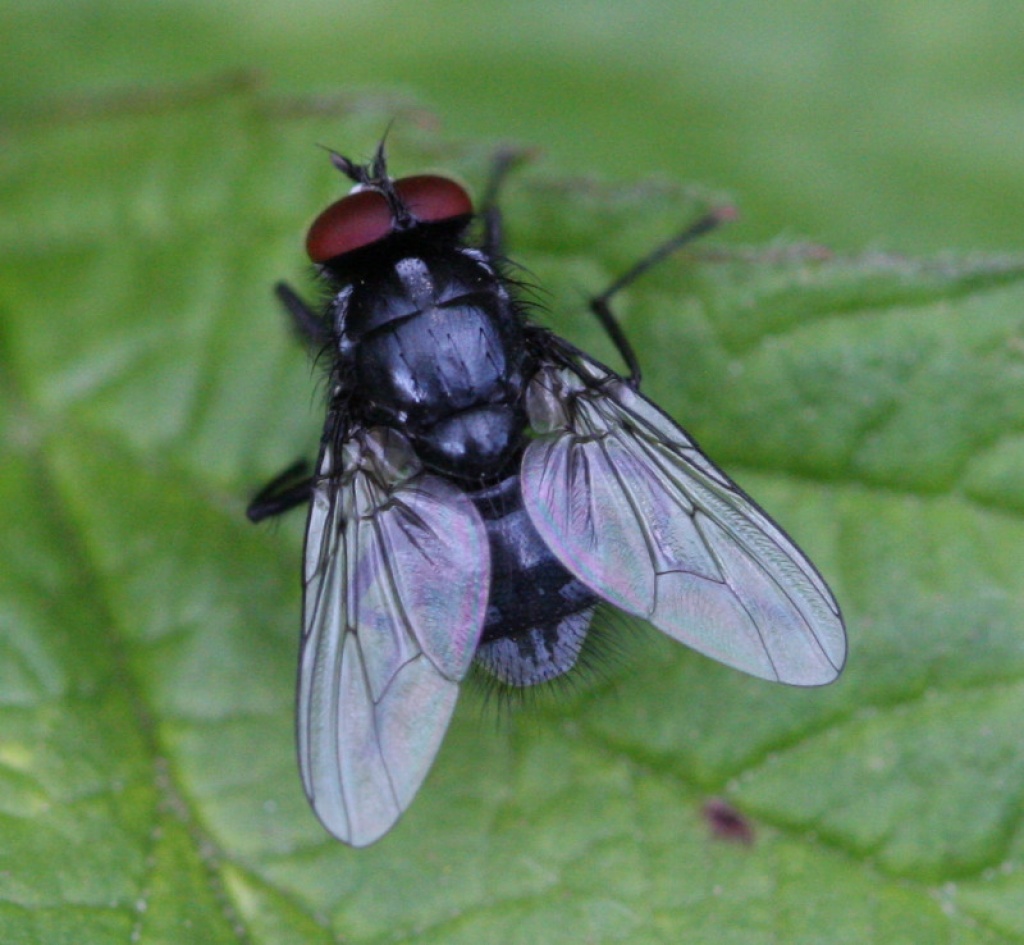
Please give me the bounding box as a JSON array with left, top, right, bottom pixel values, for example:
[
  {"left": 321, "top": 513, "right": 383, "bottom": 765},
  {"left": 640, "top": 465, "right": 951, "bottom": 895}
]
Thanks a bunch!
[{"left": 6, "top": 0, "right": 1024, "bottom": 253}]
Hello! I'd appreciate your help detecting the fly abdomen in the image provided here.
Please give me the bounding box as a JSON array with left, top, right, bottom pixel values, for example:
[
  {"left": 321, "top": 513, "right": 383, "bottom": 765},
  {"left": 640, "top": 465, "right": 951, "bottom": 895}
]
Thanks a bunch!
[{"left": 471, "top": 474, "right": 598, "bottom": 686}]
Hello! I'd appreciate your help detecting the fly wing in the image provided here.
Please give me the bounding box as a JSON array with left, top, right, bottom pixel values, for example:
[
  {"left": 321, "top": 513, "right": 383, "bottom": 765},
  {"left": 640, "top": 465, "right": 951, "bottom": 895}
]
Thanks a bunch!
[
  {"left": 299, "top": 429, "right": 489, "bottom": 846},
  {"left": 521, "top": 360, "right": 845, "bottom": 686}
]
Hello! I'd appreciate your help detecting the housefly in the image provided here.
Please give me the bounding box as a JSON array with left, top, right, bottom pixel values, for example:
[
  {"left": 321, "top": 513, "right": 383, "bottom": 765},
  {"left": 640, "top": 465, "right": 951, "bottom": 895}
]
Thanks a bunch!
[{"left": 248, "top": 142, "right": 846, "bottom": 846}]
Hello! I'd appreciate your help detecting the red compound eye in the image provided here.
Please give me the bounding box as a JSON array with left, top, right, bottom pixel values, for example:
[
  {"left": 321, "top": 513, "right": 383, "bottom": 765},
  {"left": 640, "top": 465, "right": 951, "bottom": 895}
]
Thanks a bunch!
[
  {"left": 305, "top": 175, "right": 473, "bottom": 264},
  {"left": 306, "top": 189, "right": 393, "bottom": 263},
  {"left": 394, "top": 175, "right": 473, "bottom": 224}
]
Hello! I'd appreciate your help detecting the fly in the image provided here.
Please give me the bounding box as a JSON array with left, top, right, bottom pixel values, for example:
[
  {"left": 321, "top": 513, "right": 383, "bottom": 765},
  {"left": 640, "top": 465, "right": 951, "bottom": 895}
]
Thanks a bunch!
[{"left": 248, "top": 142, "right": 846, "bottom": 846}]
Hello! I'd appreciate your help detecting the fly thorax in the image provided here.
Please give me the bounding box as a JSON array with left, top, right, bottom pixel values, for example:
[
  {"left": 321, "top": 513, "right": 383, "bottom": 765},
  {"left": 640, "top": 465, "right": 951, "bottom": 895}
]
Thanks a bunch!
[{"left": 341, "top": 248, "right": 527, "bottom": 479}]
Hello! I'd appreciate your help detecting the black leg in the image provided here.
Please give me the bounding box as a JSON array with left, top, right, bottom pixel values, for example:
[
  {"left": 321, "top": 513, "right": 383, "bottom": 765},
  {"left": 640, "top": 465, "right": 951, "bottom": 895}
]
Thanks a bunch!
[
  {"left": 479, "top": 149, "right": 528, "bottom": 258},
  {"left": 247, "top": 459, "right": 313, "bottom": 522},
  {"left": 588, "top": 206, "right": 735, "bottom": 390},
  {"left": 275, "top": 282, "right": 331, "bottom": 347},
  {"left": 248, "top": 287, "right": 333, "bottom": 523}
]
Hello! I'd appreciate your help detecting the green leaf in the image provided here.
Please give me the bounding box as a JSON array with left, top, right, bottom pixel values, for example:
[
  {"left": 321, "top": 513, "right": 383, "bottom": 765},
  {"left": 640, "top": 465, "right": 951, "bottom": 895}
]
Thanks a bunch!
[{"left": 2, "top": 80, "right": 1023, "bottom": 945}]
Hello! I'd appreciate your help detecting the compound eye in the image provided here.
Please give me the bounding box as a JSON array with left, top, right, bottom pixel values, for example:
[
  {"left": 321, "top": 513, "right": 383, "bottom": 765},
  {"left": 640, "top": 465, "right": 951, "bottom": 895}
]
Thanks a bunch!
[
  {"left": 306, "top": 189, "right": 393, "bottom": 263},
  {"left": 394, "top": 175, "right": 473, "bottom": 223}
]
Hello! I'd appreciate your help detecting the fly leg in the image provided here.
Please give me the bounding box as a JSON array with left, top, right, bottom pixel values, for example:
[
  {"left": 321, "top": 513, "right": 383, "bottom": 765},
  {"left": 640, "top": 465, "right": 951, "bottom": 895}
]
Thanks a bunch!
[
  {"left": 588, "top": 206, "right": 736, "bottom": 390},
  {"left": 275, "top": 282, "right": 331, "bottom": 348},
  {"left": 246, "top": 284, "right": 331, "bottom": 522},
  {"left": 479, "top": 149, "right": 531, "bottom": 258},
  {"left": 247, "top": 459, "right": 313, "bottom": 522}
]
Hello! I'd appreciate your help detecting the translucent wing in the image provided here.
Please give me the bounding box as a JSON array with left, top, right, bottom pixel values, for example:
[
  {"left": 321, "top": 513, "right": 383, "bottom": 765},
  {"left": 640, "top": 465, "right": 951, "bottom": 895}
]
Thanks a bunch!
[
  {"left": 299, "top": 428, "right": 489, "bottom": 846},
  {"left": 521, "top": 360, "right": 845, "bottom": 686}
]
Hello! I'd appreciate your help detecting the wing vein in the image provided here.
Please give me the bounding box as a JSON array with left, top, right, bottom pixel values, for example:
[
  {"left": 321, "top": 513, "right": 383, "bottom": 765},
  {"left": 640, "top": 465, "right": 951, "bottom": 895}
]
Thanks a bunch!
[
  {"left": 691, "top": 508, "right": 779, "bottom": 680},
  {"left": 595, "top": 434, "right": 660, "bottom": 607}
]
